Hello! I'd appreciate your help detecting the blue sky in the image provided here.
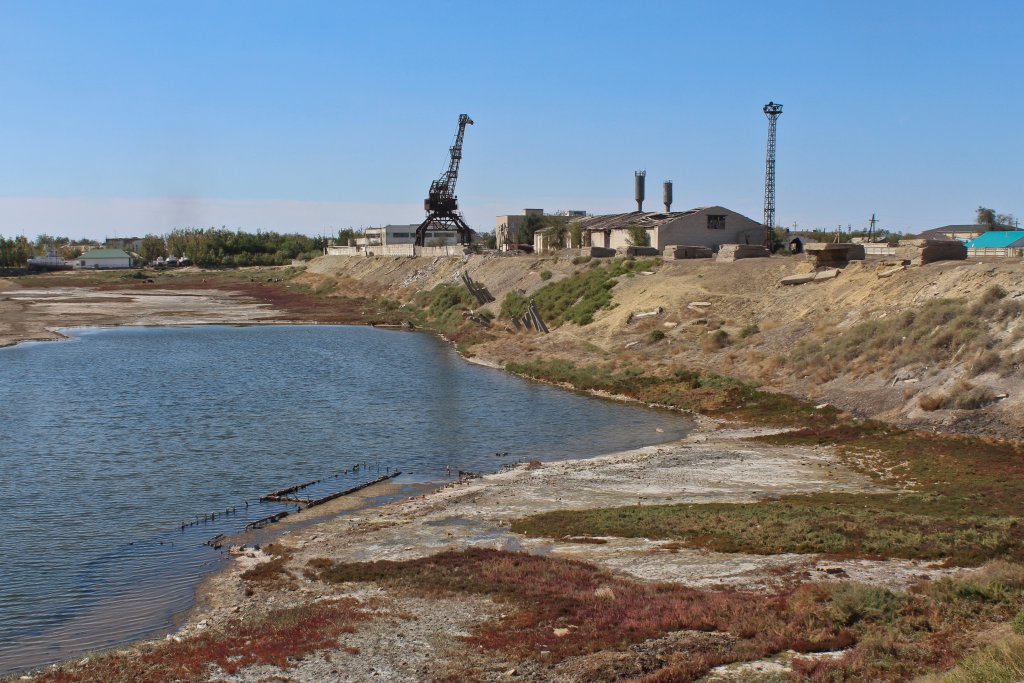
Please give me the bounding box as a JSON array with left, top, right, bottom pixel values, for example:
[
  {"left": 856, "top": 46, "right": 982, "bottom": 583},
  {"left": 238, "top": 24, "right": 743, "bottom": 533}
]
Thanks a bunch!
[{"left": 0, "top": 0, "right": 1021, "bottom": 239}]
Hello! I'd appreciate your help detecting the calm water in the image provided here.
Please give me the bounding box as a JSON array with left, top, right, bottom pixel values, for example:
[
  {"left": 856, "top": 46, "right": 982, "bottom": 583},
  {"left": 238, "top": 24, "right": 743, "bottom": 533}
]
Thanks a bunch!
[{"left": 0, "top": 325, "right": 690, "bottom": 672}]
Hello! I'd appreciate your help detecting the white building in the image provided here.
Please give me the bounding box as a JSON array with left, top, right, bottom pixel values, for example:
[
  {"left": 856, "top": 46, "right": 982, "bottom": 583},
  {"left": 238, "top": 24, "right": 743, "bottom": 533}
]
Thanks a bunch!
[
  {"left": 579, "top": 206, "right": 764, "bottom": 253},
  {"left": 359, "top": 224, "right": 458, "bottom": 247},
  {"left": 76, "top": 248, "right": 133, "bottom": 269}
]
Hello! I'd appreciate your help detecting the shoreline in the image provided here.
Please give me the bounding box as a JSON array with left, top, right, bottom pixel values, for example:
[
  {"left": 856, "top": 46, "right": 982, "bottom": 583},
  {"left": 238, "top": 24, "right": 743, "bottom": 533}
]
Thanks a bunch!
[
  {"left": 0, "top": 295, "right": 700, "bottom": 679},
  {"left": 5, "top": 268, "right": 1016, "bottom": 681}
]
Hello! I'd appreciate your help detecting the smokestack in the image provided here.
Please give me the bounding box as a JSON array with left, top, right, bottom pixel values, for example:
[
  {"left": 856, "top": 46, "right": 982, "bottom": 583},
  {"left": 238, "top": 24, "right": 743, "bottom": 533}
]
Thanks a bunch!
[
  {"left": 635, "top": 170, "right": 646, "bottom": 212},
  {"left": 663, "top": 181, "right": 673, "bottom": 212}
]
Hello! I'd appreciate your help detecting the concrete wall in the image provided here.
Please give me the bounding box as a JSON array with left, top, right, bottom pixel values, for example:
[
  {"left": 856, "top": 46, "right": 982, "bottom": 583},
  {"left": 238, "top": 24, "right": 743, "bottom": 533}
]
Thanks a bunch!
[
  {"left": 325, "top": 244, "right": 469, "bottom": 257},
  {"left": 968, "top": 247, "right": 1024, "bottom": 258}
]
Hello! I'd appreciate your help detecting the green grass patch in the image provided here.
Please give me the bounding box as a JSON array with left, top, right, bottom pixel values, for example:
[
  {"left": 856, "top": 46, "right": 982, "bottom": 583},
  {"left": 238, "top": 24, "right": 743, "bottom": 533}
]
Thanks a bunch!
[
  {"left": 522, "top": 257, "right": 656, "bottom": 326},
  {"left": 504, "top": 359, "right": 837, "bottom": 428},
  {"left": 511, "top": 493, "right": 1024, "bottom": 565},
  {"left": 511, "top": 418, "right": 1024, "bottom": 565},
  {"left": 758, "top": 422, "right": 1024, "bottom": 519}
]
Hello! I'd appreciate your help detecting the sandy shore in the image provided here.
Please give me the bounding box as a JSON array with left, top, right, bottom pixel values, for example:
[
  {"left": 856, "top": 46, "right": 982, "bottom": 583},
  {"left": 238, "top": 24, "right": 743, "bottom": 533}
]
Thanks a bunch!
[
  {"left": 15, "top": 425, "right": 965, "bottom": 682},
  {"left": 0, "top": 282, "right": 289, "bottom": 348}
]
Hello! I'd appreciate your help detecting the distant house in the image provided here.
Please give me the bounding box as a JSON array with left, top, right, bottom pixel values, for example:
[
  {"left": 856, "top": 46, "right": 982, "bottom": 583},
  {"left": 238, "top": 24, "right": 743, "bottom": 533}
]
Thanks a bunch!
[
  {"left": 104, "top": 237, "right": 144, "bottom": 252},
  {"left": 578, "top": 206, "right": 764, "bottom": 254},
  {"left": 76, "top": 248, "right": 133, "bottom": 269},
  {"left": 965, "top": 231, "right": 1024, "bottom": 257}
]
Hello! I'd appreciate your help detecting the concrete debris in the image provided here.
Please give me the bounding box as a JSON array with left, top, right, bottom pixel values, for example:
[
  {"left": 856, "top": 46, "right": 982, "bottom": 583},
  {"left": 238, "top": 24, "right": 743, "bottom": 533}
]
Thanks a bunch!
[
  {"left": 663, "top": 244, "right": 713, "bottom": 260},
  {"left": 803, "top": 242, "right": 865, "bottom": 267},
  {"left": 716, "top": 244, "right": 770, "bottom": 261},
  {"left": 627, "top": 306, "right": 664, "bottom": 323},
  {"left": 589, "top": 246, "right": 616, "bottom": 258},
  {"left": 624, "top": 246, "right": 660, "bottom": 257},
  {"left": 876, "top": 265, "right": 906, "bottom": 279},
  {"left": 780, "top": 273, "right": 816, "bottom": 286},
  {"left": 780, "top": 269, "right": 840, "bottom": 286},
  {"left": 893, "top": 239, "right": 967, "bottom": 265},
  {"left": 624, "top": 341, "right": 640, "bottom": 349},
  {"left": 687, "top": 301, "right": 712, "bottom": 311}
]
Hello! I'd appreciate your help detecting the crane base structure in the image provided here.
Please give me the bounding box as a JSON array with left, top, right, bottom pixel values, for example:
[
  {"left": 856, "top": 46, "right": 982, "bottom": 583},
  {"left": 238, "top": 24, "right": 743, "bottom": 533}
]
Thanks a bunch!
[
  {"left": 413, "top": 213, "right": 474, "bottom": 247},
  {"left": 414, "top": 114, "right": 475, "bottom": 247}
]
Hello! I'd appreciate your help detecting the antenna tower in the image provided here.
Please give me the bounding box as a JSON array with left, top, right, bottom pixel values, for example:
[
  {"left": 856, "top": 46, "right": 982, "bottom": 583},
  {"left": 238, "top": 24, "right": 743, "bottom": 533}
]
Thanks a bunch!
[
  {"left": 868, "top": 213, "right": 878, "bottom": 242},
  {"left": 762, "top": 102, "right": 783, "bottom": 249}
]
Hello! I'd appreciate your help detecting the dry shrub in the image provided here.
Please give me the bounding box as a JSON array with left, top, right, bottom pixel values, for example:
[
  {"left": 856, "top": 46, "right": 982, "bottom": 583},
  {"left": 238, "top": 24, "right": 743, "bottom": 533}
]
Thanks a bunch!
[
  {"left": 969, "top": 350, "right": 1002, "bottom": 376},
  {"left": 919, "top": 393, "right": 945, "bottom": 411},
  {"left": 33, "top": 600, "right": 368, "bottom": 683},
  {"left": 319, "top": 548, "right": 856, "bottom": 680},
  {"left": 703, "top": 329, "right": 729, "bottom": 352},
  {"left": 955, "top": 384, "right": 999, "bottom": 410}
]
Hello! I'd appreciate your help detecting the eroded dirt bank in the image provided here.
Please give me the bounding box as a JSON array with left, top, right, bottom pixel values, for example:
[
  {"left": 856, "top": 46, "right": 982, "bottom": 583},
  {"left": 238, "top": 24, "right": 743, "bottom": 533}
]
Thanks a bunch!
[{"left": 300, "top": 253, "right": 1024, "bottom": 438}]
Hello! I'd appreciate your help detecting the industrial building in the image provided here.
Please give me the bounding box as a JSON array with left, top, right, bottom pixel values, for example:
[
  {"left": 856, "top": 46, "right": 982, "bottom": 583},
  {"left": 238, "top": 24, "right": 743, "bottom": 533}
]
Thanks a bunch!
[
  {"left": 577, "top": 207, "right": 764, "bottom": 253},
  {"left": 495, "top": 209, "right": 587, "bottom": 251},
  {"left": 358, "top": 224, "right": 458, "bottom": 247}
]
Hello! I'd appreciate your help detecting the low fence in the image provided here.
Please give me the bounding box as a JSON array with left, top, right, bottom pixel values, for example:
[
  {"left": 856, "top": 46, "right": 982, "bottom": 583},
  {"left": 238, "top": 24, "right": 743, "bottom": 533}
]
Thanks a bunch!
[
  {"left": 967, "top": 247, "right": 1024, "bottom": 258},
  {"left": 325, "top": 244, "right": 470, "bottom": 257}
]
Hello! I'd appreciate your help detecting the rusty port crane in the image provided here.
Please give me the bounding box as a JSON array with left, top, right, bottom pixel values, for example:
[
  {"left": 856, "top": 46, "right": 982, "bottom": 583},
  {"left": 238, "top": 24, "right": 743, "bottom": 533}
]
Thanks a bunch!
[{"left": 414, "top": 114, "right": 475, "bottom": 247}]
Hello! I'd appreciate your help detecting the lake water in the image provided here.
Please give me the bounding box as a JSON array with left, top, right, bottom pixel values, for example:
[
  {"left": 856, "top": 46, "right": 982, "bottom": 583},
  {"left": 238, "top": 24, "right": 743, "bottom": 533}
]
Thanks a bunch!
[{"left": 0, "top": 325, "right": 690, "bottom": 673}]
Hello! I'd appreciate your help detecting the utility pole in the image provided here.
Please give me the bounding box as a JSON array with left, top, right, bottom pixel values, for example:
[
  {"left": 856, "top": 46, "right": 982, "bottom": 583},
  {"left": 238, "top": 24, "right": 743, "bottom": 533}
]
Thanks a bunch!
[
  {"left": 762, "top": 102, "right": 783, "bottom": 250},
  {"left": 868, "top": 213, "right": 878, "bottom": 242}
]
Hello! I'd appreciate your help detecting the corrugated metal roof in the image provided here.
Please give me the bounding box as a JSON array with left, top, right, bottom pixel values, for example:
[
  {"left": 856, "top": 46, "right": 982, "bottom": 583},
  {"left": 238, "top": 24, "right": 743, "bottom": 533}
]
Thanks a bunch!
[
  {"left": 79, "top": 248, "right": 132, "bottom": 259},
  {"left": 576, "top": 208, "right": 712, "bottom": 231},
  {"left": 965, "top": 231, "right": 1024, "bottom": 248}
]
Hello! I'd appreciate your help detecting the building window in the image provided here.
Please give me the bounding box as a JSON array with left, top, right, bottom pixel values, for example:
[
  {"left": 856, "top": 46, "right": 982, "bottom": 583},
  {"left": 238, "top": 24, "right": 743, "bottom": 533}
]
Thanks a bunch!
[{"left": 707, "top": 215, "right": 726, "bottom": 230}]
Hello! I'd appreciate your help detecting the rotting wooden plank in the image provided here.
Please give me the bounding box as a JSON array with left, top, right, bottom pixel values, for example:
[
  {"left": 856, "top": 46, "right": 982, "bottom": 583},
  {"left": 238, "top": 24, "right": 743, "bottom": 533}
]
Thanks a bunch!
[
  {"left": 261, "top": 479, "right": 319, "bottom": 501},
  {"left": 303, "top": 473, "right": 399, "bottom": 509},
  {"left": 246, "top": 511, "right": 290, "bottom": 530}
]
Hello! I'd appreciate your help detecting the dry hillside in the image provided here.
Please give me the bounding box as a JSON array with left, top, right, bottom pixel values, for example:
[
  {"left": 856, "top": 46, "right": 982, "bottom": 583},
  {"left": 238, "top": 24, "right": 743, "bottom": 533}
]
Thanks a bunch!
[{"left": 301, "top": 253, "right": 1024, "bottom": 438}]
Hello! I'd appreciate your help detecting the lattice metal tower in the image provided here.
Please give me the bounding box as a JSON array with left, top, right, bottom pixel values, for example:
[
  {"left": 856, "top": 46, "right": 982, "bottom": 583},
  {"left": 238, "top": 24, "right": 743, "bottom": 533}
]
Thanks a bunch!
[{"left": 762, "top": 102, "right": 783, "bottom": 249}]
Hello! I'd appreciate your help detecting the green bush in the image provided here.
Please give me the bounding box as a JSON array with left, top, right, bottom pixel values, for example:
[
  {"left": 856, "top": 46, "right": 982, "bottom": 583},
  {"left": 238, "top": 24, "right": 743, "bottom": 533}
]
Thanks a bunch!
[
  {"left": 500, "top": 291, "right": 529, "bottom": 318},
  {"left": 540, "top": 270, "right": 552, "bottom": 281},
  {"left": 571, "top": 255, "right": 591, "bottom": 265},
  {"left": 649, "top": 329, "right": 665, "bottom": 343},
  {"left": 739, "top": 323, "right": 760, "bottom": 338},
  {"left": 1013, "top": 610, "right": 1024, "bottom": 635}
]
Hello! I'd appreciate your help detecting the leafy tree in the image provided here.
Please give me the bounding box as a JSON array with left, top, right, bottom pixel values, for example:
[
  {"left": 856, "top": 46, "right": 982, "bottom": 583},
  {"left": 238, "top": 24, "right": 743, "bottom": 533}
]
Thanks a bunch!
[
  {"left": 337, "top": 228, "right": 358, "bottom": 246},
  {"left": 625, "top": 224, "right": 650, "bottom": 247},
  {"left": 977, "top": 206, "right": 997, "bottom": 229},
  {"left": 517, "top": 214, "right": 545, "bottom": 245},
  {"left": 139, "top": 234, "right": 166, "bottom": 262},
  {"left": 569, "top": 221, "right": 584, "bottom": 249},
  {"left": 479, "top": 232, "right": 497, "bottom": 249},
  {"left": 0, "top": 235, "right": 39, "bottom": 267}
]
